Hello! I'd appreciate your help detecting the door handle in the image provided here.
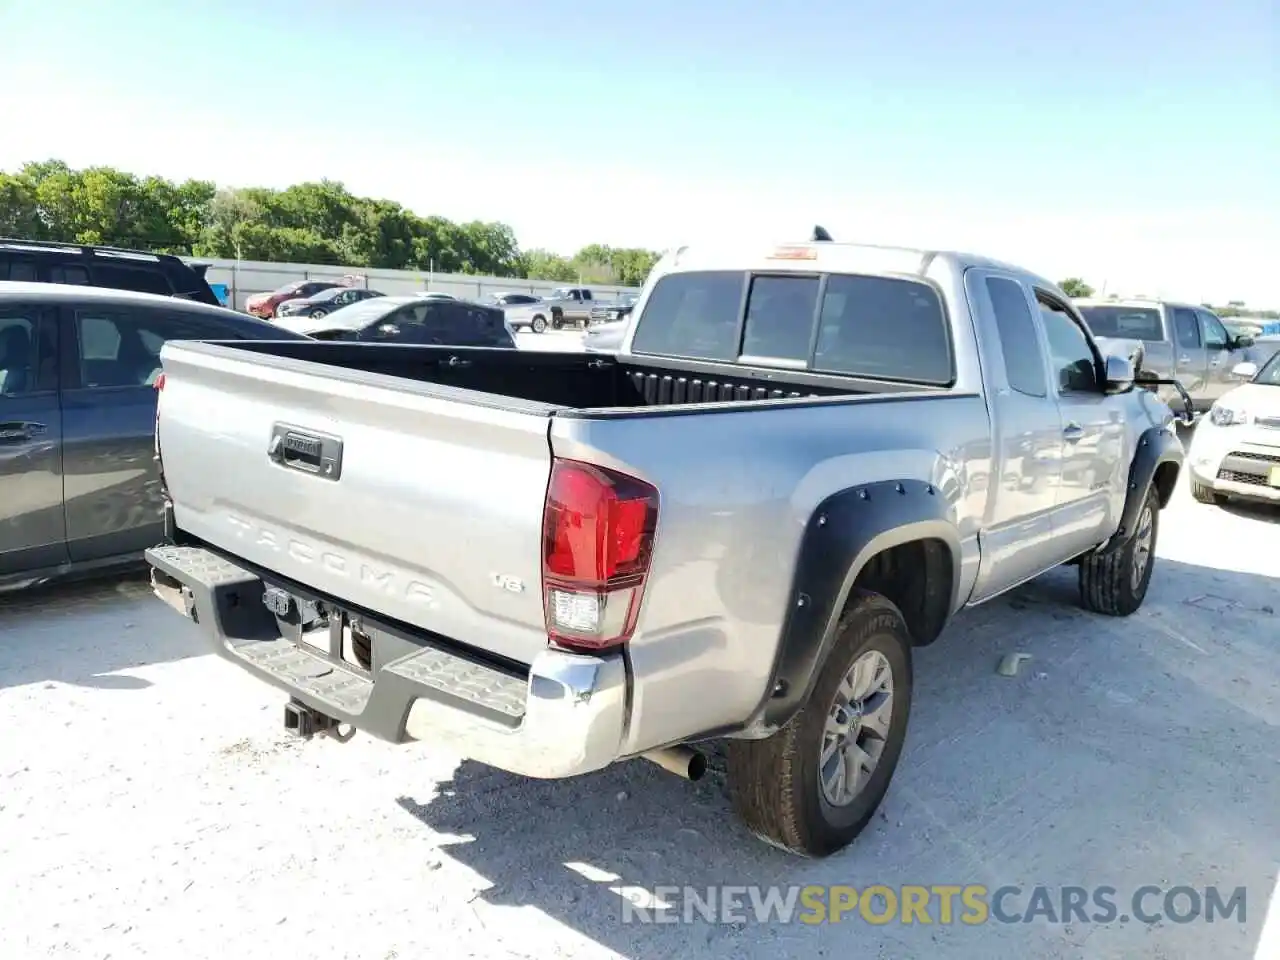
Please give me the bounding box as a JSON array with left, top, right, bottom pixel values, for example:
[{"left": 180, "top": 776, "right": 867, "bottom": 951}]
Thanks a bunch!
[
  {"left": 1178, "top": 356, "right": 1191, "bottom": 364},
  {"left": 1063, "top": 422, "right": 1084, "bottom": 443},
  {"left": 1210, "top": 360, "right": 1221, "bottom": 367},
  {"left": 0, "top": 421, "right": 46, "bottom": 443}
]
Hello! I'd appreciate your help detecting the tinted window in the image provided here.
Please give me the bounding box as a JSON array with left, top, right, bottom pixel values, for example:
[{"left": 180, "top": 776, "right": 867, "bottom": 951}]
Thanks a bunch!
[
  {"left": 0, "top": 257, "right": 38, "bottom": 282},
  {"left": 90, "top": 263, "right": 174, "bottom": 296},
  {"left": 50, "top": 264, "right": 90, "bottom": 285},
  {"left": 740, "top": 275, "right": 819, "bottom": 362},
  {"left": 1172, "top": 308, "right": 1201, "bottom": 348},
  {"left": 1198, "top": 311, "right": 1229, "bottom": 350},
  {"left": 814, "top": 275, "right": 951, "bottom": 383},
  {"left": 0, "top": 306, "right": 58, "bottom": 395},
  {"left": 1077, "top": 305, "right": 1162, "bottom": 340},
  {"left": 384, "top": 303, "right": 513, "bottom": 347},
  {"left": 73, "top": 309, "right": 237, "bottom": 389},
  {"left": 630, "top": 270, "right": 743, "bottom": 361},
  {"left": 1038, "top": 304, "right": 1098, "bottom": 393},
  {"left": 986, "top": 277, "right": 1046, "bottom": 397}
]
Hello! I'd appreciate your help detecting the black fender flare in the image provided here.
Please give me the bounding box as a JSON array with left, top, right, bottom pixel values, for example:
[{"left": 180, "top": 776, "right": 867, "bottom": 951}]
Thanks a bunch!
[
  {"left": 746, "top": 479, "right": 963, "bottom": 733},
  {"left": 1098, "top": 425, "right": 1183, "bottom": 554}
]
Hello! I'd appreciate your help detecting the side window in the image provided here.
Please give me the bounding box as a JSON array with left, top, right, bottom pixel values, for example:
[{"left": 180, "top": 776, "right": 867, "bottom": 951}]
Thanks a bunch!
[
  {"left": 72, "top": 309, "right": 232, "bottom": 389},
  {"left": 90, "top": 264, "right": 174, "bottom": 297},
  {"left": 1, "top": 257, "right": 39, "bottom": 282},
  {"left": 50, "top": 264, "right": 89, "bottom": 285},
  {"left": 741, "top": 275, "right": 819, "bottom": 362},
  {"left": 814, "top": 274, "right": 952, "bottom": 383},
  {"left": 1036, "top": 298, "right": 1099, "bottom": 393},
  {"left": 582, "top": 290, "right": 593, "bottom": 301},
  {"left": 468, "top": 305, "right": 515, "bottom": 347},
  {"left": 1198, "top": 311, "right": 1229, "bottom": 350},
  {"left": 630, "top": 270, "right": 743, "bottom": 361},
  {"left": 0, "top": 307, "right": 58, "bottom": 396},
  {"left": 985, "top": 277, "right": 1047, "bottom": 397},
  {"left": 1172, "top": 308, "right": 1202, "bottom": 348}
]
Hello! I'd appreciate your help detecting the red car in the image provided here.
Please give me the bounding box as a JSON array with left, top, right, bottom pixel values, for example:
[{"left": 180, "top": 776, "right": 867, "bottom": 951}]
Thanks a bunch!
[{"left": 245, "top": 279, "right": 346, "bottom": 319}]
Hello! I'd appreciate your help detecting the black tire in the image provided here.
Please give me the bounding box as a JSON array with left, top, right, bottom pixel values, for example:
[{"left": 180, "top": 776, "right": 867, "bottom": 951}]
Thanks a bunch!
[
  {"left": 311, "top": 307, "right": 327, "bottom": 320},
  {"left": 726, "top": 589, "right": 913, "bottom": 857},
  {"left": 551, "top": 309, "right": 564, "bottom": 330},
  {"left": 1190, "top": 480, "right": 1217, "bottom": 504},
  {"left": 1078, "top": 484, "right": 1159, "bottom": 617},
  {"left": 531, "top": 314, "right": 547, "bottom": 333}
]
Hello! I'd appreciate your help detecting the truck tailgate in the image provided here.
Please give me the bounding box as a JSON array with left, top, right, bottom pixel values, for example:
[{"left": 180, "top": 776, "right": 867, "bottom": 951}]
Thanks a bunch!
[{"left": 155, "top": 342, "right": 555, "bottom": 666}]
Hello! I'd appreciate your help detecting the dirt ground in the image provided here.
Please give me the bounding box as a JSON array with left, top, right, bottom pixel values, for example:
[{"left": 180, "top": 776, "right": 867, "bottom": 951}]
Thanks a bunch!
[{"left": 1, "top": 474, "right": 1277, "bottom": 960}]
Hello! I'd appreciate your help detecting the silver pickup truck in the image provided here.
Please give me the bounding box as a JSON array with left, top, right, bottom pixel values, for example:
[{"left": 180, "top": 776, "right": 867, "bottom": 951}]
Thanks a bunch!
[
  {"left": 1075, "top": 297, "right": 1258, "bottom": 414},
  {"left": 145, "top": 237, "right": 1185, "bottom": 857}
]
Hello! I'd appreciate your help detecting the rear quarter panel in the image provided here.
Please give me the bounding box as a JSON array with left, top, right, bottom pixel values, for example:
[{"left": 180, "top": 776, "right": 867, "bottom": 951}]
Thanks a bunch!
[{"left": 550, "top": 391, "right": 992, "bottom": 756}]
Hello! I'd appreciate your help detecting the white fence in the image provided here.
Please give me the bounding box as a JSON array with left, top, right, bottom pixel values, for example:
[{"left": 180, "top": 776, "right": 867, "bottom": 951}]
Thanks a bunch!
[{"left": 188, "top": 257, "right": 642, "bottom": 311}]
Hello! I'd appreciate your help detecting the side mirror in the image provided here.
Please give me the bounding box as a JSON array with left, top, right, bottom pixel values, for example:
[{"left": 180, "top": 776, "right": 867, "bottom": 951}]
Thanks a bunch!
[
  {"left": 1233, "top": 335, "right": 1255, "bottom": 349},
  {"left": 1103, "top": 354, "right": 1135, "bottom": 394},
  {"left": 1230, "top": 361, "right": 1258, "bottom": 380}
]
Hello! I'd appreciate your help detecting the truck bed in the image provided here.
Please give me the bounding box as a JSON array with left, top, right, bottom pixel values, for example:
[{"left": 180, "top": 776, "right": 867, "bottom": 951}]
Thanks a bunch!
[{"left": 222, "top": 340, "right": 944, "bottom": 412}]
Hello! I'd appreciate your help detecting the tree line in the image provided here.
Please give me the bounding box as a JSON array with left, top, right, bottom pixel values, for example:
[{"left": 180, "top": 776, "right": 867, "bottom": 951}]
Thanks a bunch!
[{"left": 0, "top": 160, "right": 662, "bottom": 287}]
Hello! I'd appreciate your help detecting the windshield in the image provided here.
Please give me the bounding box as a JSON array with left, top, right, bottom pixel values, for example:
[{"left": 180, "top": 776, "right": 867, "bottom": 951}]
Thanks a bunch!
[
  {"left": 1255, "top": 352, "right": 1280, "bottom": 385},
  {"left": 1077, "top": 305, "right": 1163, "bottom": 340}
]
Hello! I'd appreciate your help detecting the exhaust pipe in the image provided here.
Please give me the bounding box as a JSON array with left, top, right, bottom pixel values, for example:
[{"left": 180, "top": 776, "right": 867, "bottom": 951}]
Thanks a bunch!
[{"left": 642, "top": 745, "right": 707, "bottom": 781}]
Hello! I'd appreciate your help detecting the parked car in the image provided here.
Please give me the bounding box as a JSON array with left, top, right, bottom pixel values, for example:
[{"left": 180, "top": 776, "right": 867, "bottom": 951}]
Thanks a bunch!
[
  {"left": 270, "top": 294, "right": 515, "bottom": 347},
  {"left": 582, "top": 316, "right": 630, "bottom": 353},
  {"left": 0, "top": 237, "right": 221, "bottom": 305},
  {"left": 276, "top": 286, "right": 385, "bottom": 320},
  {"left": 1074, "top": 298, "right": 1255, "bottom": 414},
  {"left": 145, "top": 235, "right": 1186, "bottom": 858},
  {"left": 489, "top": 292, "right": 541, "bottom": 308},
  {"left": 0, "top": 281, "right": 309, "bottom": 591},
  {"left": 245, "top": 280, "right": 348, "bottom": 319},
  {"left": 589, "top": 293, "right": 640, "bottom": 325},
  {"left": 498, "top": 294, "right": 553, "bottom": 334},
  {"left": 1186, "top": 350, "right": 1280, "bottom": 506},
  {"left": 414, "top": 291, "right": 458, "bottom": 301}
]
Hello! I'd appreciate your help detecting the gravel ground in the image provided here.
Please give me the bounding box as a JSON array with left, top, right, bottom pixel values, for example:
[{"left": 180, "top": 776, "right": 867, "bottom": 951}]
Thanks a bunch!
[{"left": 2, "top": 472, "right": 1277, "bottom": 960}]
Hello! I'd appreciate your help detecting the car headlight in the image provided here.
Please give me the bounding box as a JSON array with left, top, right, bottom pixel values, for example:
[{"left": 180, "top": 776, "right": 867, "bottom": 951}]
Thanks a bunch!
[{"left": 1209, "top": 404, "right": 1249, "bottom": 426}]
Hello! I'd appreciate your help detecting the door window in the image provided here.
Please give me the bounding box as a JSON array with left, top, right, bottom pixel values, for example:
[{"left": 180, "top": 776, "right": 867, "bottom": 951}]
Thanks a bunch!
[
  {"left": 0, "top": 307, "right": 58, "bottom": 396},
  {"left": 1198, "top": 311, "right": 1230, "bottom": 350},
  {"left": 73, "top": 309, "right": 235, "bottom": 388},
  {"left": 986, "top": 276, "right": 1047, "bottom": 397},
  {"left": 1036, "top": 298, "right": 1099, "bottom": 393},
  {"left": 50, "top": 264, "right": 90, "bottom": 285},
  {"left": 1172, "top": 308, "right": 1202, "bottom": 348},
  {"left": 0, "top": 257, "right": 39, "bottom": 282}
]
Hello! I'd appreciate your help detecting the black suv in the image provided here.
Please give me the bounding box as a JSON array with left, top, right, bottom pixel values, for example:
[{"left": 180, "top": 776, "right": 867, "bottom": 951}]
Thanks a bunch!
[{"left": 0, "top": 238, "right": 220, "bottom": 305}]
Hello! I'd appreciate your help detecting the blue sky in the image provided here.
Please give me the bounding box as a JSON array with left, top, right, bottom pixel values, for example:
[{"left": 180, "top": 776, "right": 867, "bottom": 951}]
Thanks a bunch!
[{"left": 1, "top": 0, "right": 1276, "bottom": 304}]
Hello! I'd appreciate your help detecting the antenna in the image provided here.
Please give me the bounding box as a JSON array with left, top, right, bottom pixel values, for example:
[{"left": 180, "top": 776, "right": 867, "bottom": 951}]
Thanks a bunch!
[{"left": 811, "top": 225, "right": 834, "bottom": 242}]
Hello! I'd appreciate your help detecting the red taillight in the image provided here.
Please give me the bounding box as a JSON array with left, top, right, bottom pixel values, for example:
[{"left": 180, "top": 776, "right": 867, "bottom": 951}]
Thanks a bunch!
[
  {"left": 154, "top": 372, "right": 166, "bottom": 391},
  {"left": 542, "top": 459, "right": 659, "bottom": 653}
]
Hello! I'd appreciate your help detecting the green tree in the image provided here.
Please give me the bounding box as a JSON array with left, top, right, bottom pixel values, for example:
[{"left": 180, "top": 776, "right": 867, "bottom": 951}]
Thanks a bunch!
[
  {"left": 1058, "top": 278, "right": 1094, "bottom": 298},
  {"left": 1, "top": 158, "right": 665, "bottom": 283}
]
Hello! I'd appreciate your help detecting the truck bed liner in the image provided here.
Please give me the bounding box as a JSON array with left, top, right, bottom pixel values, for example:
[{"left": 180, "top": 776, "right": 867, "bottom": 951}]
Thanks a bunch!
[{"left": 225, "top": 340, "right": 942, "bottom": 412}]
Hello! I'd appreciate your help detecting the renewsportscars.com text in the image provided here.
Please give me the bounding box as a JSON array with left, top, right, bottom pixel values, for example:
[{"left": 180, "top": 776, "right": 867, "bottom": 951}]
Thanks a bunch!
[{"left": 620, "top": 884, "right": 1247, "bottom": 926}]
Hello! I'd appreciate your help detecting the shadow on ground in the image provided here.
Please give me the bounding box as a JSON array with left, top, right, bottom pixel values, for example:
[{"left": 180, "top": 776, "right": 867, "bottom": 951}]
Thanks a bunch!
[
  {"left": 0, "top": 570, "right": 205, "bottom": 691},
  {"left": 396, "top": 557, "right": 1278, "bottom": 960}
]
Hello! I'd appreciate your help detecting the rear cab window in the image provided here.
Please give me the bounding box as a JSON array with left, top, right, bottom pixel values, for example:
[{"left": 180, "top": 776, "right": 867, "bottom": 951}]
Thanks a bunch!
[
  {"left": 1077, "top": 305, "right": 1164, "bottom": 341},
  {"left": 630, "top": 269, "right": 953, "bottom": 384}
]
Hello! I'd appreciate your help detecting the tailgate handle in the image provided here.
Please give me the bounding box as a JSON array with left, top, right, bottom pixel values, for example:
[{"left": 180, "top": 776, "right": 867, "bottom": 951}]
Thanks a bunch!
[{"left": 268, "top": 424, "right": 343, "bottom": 480}]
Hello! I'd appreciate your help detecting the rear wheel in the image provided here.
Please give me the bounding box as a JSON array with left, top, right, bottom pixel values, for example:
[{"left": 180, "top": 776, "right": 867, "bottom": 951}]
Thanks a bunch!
[
  {"left": 310, "top": 307, "right": 328, "bottom": 320},
  {"left": 551, "top": 309, "right": 564, "bottom": 330},
  {"left": 1078, "top": 484, "right": 1159, "bottom": 616},
  {"left": 531, "top": 314, "right": 547, "bottom": 333},
  {"left": 727, "top": 590, "right": 912, "bottom": 857}
]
